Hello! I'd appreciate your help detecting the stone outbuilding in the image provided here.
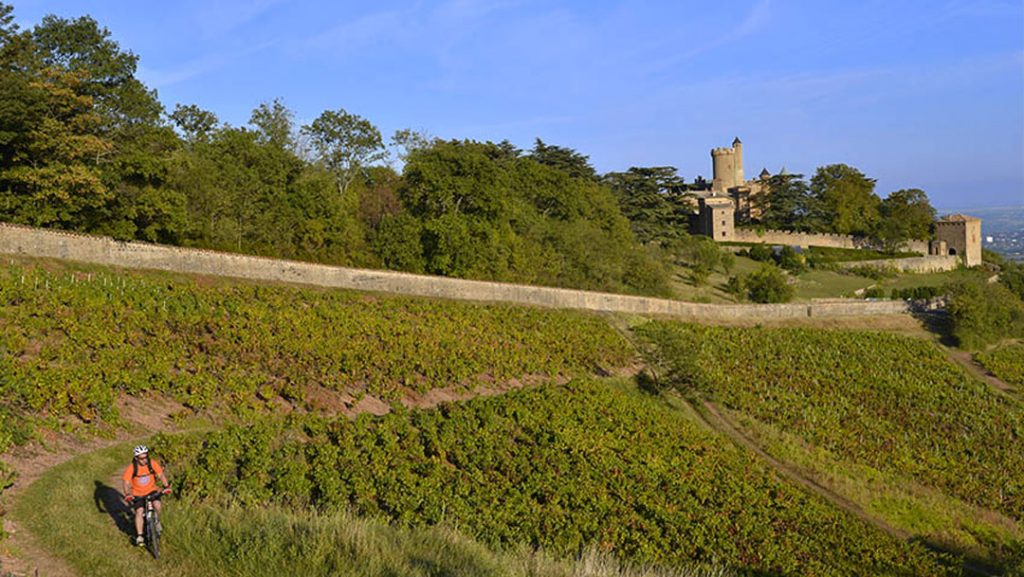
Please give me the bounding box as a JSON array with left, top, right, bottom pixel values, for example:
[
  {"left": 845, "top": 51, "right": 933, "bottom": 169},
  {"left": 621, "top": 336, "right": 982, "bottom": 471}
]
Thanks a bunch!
[{"left": 935, "top": 214, "right": 982, "bottom": 267}]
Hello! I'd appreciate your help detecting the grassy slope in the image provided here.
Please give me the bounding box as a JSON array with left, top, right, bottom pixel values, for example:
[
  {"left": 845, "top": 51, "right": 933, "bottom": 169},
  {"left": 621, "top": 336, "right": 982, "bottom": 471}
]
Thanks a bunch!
[{"left": 670, "top": 255, "right": 987, "bottom": 304}]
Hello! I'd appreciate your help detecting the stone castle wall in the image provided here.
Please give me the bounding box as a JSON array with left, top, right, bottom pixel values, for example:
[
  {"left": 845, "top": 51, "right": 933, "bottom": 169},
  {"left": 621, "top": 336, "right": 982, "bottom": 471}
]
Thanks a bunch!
[
  {"left": 0, "top": 223, "right": 910, "bottom": 320},
  {"left": 732, "top": 228, "right": 932, "bottom": 254},
  {"left": 732, "top": 228, "right": 859, "bottom": 249}
]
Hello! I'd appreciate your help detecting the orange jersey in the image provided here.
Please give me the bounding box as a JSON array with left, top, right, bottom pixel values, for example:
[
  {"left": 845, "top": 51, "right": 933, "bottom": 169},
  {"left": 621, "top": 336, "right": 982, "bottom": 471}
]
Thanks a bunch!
[{"left": 122, "top": 459, "right": 164, "bottom": 497}]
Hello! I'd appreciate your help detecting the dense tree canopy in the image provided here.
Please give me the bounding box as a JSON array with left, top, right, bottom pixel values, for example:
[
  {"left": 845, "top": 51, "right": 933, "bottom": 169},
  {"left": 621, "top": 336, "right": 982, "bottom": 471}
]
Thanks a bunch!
[
  {"left": 808, "top": 163, "right": 881, "bottom": 236},
  {"left": 875, "top": 188, "right": 935, "bottom": 249},
  {"left": 602, "top": 166, "right": 691, "bottom": 245},
  {"left": 527, "top": 138, "right": 597, "bottom": 181},
  {"left": 757, "top": 172, "right": 814, "bottom": 232},
  {"left": 302, "top": 108, "right": 387, "bottom": 197}
]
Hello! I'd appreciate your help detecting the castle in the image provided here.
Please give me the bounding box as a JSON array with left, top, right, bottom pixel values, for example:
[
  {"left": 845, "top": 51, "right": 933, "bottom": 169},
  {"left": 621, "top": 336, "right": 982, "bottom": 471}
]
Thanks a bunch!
[
  {"left": 692, "top": 138, "right": 982, "bottom": 267},
  {"left": 705, "top": 137, "right": 769, "bottom": 222}
]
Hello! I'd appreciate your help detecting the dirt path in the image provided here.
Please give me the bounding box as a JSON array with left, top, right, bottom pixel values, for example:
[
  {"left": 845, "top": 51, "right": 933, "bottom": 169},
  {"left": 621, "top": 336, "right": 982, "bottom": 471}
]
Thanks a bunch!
[
  {"left": 0, "top": 375, "right": 573, "bottom": 577},
  {"left": 942, "top": 347, "right": 1018, "bottom": 397},
  {"left": 0, "top": 395, "right": 185, "bottom": 577},
  {"left": 693, "top": 399, "right": 911, "bottom": 540}
]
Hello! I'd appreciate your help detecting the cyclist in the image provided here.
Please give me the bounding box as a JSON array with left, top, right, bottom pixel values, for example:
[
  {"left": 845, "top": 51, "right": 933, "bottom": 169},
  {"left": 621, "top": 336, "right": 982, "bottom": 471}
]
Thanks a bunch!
[{"left": 121, "top": 445, "right": 170, "bottom": 546}]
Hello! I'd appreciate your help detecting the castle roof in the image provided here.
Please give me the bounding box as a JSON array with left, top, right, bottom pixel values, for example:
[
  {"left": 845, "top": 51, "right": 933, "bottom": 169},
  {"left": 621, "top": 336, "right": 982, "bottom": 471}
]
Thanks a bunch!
[
  {"left": 938, "top": 214, "right": 981, "bottom": 223},
  {"left": 759, "top": 168, "right": 770, "bottom": 179},
  {"left": 733, "top": 136, "right": 742, "bottom": 145}
]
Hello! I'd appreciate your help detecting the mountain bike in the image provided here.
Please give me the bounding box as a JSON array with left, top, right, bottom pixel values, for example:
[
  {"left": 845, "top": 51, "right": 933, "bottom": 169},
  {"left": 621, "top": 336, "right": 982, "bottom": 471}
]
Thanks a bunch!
[{"left": 131, "top": 488, "right": 171, "bottom": 559}]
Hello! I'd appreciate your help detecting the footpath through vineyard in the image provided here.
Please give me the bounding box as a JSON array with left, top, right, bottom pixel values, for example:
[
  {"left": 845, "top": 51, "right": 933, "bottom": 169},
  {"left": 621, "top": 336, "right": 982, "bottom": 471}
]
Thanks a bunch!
[
  {"left": 0, "top": 396, "right": 182, "bottom": 577},
  {"left": 0, "top": 377, "right": 564, "bottom": 577}
]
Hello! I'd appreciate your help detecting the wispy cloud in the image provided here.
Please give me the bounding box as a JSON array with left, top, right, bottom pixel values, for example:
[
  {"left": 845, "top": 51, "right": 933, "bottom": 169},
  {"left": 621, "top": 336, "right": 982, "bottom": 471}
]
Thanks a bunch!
[
  {"left": 674, "top": 0, "right": 772, "bottom": 62},
  {"left": 301, "top": 9, "right": 411, "bottom": 56},
  {"left": 138, "top": 41, "right": 275, "bottom": 89},
  {"left": 195, "top": 0, "right": 288, "bottom": 38}
]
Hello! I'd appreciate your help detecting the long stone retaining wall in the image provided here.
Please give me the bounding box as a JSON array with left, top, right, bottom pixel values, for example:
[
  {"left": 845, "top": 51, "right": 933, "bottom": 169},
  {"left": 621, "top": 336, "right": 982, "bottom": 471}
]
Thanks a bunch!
[
  {"left": 841, "top": 255, "right": 958, "bottom": 274},
  {"left": 0, "top": 223, "right": 911, "bottom": 320},
  {"left": 731, "top": 228, "right": 931, "bottom": 255}
]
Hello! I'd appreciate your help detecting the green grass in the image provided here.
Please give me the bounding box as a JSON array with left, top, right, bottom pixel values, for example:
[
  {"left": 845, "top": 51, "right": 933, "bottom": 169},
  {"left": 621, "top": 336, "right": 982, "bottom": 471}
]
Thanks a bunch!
[
  {"left": 12, "top": 440, "right": 737, "bottom": 577},
  {"left": 790, "top": 269, "right": 874, "bottom": 300},
  {"left": 876, "top": 268, "right": 990, "bottom": 293}
]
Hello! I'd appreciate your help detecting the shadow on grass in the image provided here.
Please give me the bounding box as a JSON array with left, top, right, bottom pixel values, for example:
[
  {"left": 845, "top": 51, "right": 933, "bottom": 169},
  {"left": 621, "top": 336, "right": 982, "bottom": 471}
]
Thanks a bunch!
[
  {"left": 911, "top": 309, "right": 958, "bottom": 347},
  {"left": 93, "top": 480, "right": 134, "bottom": 537},
  {"left": 913, "top": 536, "right": 1010, "bottom": 577}
]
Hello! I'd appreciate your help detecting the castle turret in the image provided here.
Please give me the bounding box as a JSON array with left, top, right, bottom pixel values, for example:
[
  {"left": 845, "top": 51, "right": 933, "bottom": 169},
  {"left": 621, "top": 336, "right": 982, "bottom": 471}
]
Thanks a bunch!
[{"left": 732, "top": 137, "right": 743, "bottom": 185}]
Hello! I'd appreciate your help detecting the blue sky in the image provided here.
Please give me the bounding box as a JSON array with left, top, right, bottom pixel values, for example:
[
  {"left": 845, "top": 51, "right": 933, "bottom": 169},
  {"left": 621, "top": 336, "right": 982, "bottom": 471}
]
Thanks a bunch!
[{"left": 12, "top": 0, "right": 1024, "bottom": 209}]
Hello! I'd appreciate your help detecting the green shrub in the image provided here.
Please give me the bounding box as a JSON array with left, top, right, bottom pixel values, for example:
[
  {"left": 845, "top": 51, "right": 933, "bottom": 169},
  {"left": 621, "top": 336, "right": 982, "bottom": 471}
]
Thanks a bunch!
[
  {"left": 862, "top": 286, "right": 886, "bottom": 299},
  {"left": 776, "top": 246, "right": 807, "bottom": 273},
  {"left": 743, "top": 265, "right": 793, "bottom": 303},
  {"left": 846, "top": 264, "right": 899, "bottom": 280},
  {"left": 945, "top": 279, "right": 1024, "bottom": 350},
  {"left": 746, "top": 244, "right": 773, "bottom": 262}
]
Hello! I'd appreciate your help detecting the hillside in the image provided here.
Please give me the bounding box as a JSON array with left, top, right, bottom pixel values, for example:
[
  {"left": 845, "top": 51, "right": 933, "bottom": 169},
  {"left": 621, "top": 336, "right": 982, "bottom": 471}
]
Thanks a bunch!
[{"left": 0, "top": 259, "right": 1019, "bottom": 576}]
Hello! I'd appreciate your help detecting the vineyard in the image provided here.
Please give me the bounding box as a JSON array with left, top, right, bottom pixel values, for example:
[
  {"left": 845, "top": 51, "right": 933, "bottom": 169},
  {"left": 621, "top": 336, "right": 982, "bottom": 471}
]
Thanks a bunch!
[
  {"left": 633, "top": 322, "right": 1024, "bottom": 522},
  {"left": 0, "top": 263, "right": 631, "bottom": 413},
  {"left": 0, "top": 261, "right": 632, "bottom": 501},
  {"left": 157, "top": 380, "right": 953, "bottom": 577},
  {"left": 976, "top": 342, "right": 1024, "bottom": 388}
]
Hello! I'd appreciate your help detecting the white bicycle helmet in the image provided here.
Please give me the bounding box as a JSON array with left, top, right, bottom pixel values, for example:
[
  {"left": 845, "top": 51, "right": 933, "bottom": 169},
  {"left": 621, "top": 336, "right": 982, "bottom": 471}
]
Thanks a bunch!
[{"left": 133, "top": 445, "right": 149, "bottom": 457}]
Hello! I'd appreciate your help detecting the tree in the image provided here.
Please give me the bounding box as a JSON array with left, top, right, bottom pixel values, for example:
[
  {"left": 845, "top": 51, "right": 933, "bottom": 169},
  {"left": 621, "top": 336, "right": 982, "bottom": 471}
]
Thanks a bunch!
[
  {"left": 946, "top": 279, "right": 1024, "bottom": 349},
  {"left": 0, "top": 68, "right": 113, "bottom": 228},
  {"left": 808, "top": 164, "right": 880, "bottom": 235},
  {"left": 389, "top": 128, "right": 432, "bottom": 165},
  {"left": 249, "top": 98, "right": 295, "bottom": 150},
  {"left": 527, "top": 138, "right": 597, "bottom": 181},
  {"left": 757, "top": 172, "right": 813, "bottom": 231},
  {"left": 602, "top": 166, "right": 691, "bottom": 245},
  {"left": 876, "top": 188, "right": 935, "bottom": 248},
  {"left": 302, "top": 108, "right": 386, "bottom": 196},
  {"left": 170, "top": 103, "right": 219, "bottom": 144},
  {"left": 744, "top": 264, "right": 794, "bottom": 303},
  {"left": 31, "top": 14, "right": 162, "bottom": 131}
]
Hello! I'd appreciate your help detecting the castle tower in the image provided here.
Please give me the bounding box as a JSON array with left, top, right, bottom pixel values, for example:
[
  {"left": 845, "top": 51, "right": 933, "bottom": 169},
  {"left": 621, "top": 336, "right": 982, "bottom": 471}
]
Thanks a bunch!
[
  {"left": 935, "top": 214, "right": 982, "bottom": 267},
  {"left": 732, "top": 137, "right": 744, "bottom": 185},
  {"left": 711, "top": 138, "right": 745, "bottom": 193},
  {"left": 711, "top": 147, "right": 735, "bottom": 192}
]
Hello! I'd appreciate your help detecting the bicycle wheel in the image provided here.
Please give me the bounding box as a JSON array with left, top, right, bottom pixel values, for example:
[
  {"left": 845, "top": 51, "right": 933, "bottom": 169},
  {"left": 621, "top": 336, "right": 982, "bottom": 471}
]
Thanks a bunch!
[{"left": 146, "top": 510, "right": 160, "bottom": 559}]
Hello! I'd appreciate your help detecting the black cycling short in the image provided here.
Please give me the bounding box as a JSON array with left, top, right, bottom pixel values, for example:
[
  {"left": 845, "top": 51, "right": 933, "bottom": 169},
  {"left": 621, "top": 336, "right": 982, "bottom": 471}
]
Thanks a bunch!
[{"left": 129, "top": 491, "right": 162, "bottom": 511}]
